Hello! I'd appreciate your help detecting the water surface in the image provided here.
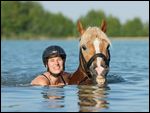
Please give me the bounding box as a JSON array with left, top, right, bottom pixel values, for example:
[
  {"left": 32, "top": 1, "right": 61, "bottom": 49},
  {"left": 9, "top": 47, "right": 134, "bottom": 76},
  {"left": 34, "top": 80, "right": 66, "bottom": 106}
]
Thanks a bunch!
[{"left": 1, "top": 39, "right": 149, "bottom": 112}]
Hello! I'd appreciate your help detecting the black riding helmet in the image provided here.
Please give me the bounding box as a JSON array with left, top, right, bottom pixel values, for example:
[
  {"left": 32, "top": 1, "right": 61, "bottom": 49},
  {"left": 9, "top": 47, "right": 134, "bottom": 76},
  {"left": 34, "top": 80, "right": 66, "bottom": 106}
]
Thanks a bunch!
[{"left": 42, "top": 45, "right": 66, "bottom": 69}]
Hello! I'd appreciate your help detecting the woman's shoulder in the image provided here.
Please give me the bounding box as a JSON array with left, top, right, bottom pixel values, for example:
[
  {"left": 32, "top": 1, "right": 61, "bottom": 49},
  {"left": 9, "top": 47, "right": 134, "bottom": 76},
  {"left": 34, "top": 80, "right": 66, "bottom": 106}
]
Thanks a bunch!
[{"left": 31, "top": 73, "right": 50, "bottom": 86}]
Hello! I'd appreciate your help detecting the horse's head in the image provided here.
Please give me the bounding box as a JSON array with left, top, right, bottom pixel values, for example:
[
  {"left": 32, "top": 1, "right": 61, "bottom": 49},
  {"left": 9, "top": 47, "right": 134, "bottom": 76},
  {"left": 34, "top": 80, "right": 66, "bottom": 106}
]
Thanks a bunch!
[{"left": 77, "top": 20, "right": 111, "bottom": 87}]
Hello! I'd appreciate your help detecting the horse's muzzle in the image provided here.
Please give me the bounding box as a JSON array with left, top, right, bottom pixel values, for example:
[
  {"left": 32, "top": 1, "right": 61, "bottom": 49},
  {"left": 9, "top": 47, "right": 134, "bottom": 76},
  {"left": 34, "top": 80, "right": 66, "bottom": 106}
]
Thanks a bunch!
[
  {"left": 96, "top": 75, "right": 106, "bottom": 86},
  {"left": 90, "top": 65, "right": 109, "bottom": 86}
]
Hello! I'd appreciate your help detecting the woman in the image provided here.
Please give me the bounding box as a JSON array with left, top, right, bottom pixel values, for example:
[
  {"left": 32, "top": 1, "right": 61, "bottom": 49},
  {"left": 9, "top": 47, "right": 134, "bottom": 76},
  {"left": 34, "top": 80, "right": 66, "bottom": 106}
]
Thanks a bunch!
[{"left": 31, "top": 45, "right": 70, "bottom": 86}]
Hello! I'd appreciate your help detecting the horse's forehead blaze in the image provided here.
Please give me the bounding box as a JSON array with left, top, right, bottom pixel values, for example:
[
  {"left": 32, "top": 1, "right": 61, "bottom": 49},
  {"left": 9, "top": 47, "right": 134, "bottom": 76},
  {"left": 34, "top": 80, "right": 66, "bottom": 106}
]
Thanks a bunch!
[{"left": 93, "top": 38, "right": 101, "bottom": 54}]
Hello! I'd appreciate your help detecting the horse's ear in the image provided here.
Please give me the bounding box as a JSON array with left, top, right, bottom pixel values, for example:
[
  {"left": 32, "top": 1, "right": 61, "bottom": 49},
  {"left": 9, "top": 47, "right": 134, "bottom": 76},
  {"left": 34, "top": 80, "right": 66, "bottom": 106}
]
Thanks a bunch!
[
  {"left": 100, "top": 19, "right": 107, "bottom": 33},
  {"left": 77, "top": 20, "right": 84, "bottom": 35}
]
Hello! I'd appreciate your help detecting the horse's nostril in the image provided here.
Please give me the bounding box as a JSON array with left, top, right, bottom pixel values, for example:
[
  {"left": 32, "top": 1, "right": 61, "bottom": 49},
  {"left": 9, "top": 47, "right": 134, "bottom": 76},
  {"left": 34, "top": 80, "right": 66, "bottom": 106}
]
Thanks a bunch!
[{"left": 101, "top": 64, "right": 107, "bottom": 68}]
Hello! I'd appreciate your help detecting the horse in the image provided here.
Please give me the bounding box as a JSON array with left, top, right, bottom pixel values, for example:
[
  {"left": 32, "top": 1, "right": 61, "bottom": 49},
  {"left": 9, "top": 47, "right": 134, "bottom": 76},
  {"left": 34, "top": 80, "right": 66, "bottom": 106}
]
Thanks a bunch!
[{"left": 68, "top": 19, "right": 111, "bottom": 87}]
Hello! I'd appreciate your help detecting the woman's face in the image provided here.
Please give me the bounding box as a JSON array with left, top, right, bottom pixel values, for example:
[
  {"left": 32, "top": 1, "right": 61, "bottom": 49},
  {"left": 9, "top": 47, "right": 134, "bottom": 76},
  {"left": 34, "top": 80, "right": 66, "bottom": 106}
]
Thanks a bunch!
[{"left": 47, "top": 57, "right": 64, "bottom": 74}]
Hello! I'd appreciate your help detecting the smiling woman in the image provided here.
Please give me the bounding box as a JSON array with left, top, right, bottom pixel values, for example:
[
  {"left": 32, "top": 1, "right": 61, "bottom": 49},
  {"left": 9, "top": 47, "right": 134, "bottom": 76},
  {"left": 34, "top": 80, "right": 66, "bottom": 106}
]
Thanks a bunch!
[{"left": 31, "top": 45, "right": 71, "bottom": 86}]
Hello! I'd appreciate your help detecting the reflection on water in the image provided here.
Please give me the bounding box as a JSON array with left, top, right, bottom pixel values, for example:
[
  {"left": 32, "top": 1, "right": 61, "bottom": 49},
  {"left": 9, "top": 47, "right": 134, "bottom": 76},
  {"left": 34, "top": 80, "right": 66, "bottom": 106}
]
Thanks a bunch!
[
  {"left": 41, "top": 86, "right": 65, "bottom": 109},
  {"left": 77, "top": 85, "right": 109, "bottom": 112},
  {"left": 41, "top": 85, "right": 110, "bottom": 112}
]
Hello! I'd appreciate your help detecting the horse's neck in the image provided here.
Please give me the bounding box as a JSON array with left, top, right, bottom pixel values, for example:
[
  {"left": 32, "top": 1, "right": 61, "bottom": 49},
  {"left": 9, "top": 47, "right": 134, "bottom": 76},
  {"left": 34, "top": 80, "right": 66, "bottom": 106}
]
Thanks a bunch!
[
  {"left": 75, "top": 51, "right": 88, "bottom": 77},
  {"left": 69, "top": 53, "right": 89, "bottom": 85}
]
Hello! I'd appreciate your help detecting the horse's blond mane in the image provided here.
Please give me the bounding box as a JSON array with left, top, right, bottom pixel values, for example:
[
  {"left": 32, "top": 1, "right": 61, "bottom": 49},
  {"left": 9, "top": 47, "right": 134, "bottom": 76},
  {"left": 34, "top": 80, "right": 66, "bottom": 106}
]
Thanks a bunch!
[{"left": 80, "top": 27, "right": 111, "bottom": 46}]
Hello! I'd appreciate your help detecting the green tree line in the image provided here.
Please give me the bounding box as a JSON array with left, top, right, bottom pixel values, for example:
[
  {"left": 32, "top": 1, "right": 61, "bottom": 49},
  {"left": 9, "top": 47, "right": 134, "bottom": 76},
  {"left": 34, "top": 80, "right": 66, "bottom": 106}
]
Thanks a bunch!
[{"left": 1, "top": 1, "right": 149, "bottom": 39}]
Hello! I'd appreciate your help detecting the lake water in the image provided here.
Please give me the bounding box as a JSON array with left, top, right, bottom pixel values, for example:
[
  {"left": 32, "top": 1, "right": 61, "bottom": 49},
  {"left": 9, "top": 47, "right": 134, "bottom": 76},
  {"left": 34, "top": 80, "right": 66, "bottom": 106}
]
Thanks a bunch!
[{"left": 1, "top": 38, "right": 149, "bottom": 112}]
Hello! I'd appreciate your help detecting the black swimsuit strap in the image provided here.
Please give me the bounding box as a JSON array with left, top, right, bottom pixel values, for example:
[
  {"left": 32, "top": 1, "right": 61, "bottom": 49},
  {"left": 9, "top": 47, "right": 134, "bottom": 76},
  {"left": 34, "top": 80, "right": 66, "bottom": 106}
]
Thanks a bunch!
[
  {"left": 60, "top": 75, "right": 66, "bottom": 85},
  {"left": 42, "top": 74, "right": 51, "bottom": 85}
]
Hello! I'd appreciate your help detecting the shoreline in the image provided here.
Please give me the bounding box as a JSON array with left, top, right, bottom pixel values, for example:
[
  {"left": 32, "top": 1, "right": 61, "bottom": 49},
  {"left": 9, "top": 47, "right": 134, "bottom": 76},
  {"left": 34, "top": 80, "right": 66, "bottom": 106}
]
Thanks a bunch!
[
  {"left": 109, "top": 37, "right": 149, "bottom": 41},
  {"left": 1, "top": 36, "right": 149, "bottom": 41}
]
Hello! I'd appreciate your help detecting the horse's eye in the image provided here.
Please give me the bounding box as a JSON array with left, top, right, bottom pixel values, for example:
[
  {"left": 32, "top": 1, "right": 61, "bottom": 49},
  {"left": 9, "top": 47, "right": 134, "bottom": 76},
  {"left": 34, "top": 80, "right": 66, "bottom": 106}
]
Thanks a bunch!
[{"left": 82, "top": 45, "right": 87, "bottom": 50}]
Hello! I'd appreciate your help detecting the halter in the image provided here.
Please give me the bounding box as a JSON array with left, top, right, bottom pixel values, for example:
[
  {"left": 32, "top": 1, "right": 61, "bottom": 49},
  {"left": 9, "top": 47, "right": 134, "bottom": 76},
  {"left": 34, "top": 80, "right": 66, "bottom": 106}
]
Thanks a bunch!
[{"left": 79, "top": 48, "right": 110, "bottom": 80}]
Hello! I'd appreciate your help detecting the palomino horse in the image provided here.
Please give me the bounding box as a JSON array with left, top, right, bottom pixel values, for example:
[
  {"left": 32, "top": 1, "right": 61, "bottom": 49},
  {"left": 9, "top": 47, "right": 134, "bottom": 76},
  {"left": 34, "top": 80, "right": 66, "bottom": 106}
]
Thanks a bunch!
[{"left": 69, "top": 20, "right": 111, "bottom": 87}]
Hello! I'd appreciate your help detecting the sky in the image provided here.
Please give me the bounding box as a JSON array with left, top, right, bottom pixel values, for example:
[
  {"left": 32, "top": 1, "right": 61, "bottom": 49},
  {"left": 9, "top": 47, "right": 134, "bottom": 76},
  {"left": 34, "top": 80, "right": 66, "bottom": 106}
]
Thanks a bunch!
[{"left": 37, "top": 1, "right": 149, "bottom": 24}]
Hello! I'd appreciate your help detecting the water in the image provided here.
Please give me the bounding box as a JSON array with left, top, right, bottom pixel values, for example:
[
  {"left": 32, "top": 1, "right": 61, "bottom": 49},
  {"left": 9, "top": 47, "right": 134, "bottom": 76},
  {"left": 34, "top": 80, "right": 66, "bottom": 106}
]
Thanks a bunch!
[{"left": 1, "top": 38, "right": 149, "bottom": 112}]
